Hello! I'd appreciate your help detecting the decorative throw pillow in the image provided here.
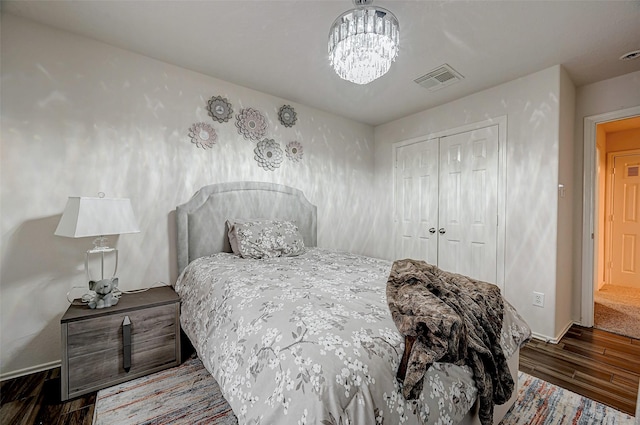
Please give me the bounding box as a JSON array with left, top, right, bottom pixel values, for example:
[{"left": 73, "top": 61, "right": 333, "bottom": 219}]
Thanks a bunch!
[{"left": 226, "top": 219, "right": 305, "bottom": 259}]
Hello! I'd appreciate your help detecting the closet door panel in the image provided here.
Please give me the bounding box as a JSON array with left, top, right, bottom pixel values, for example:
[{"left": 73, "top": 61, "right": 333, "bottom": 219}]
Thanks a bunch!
[
  {"left": 439, "top": 125, "right": 499, "bottom": 283},
  {"left": 440, "top": 140, "right": 464, "bottom": 275},
  {"left": 395, "top": 140, "right": 439, "bottom": 263}
]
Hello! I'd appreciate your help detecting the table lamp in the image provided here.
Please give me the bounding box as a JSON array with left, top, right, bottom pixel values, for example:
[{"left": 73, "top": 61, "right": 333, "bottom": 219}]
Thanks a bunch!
[{"left": 55, "top": 195, "right": 140, "bottom": 307}]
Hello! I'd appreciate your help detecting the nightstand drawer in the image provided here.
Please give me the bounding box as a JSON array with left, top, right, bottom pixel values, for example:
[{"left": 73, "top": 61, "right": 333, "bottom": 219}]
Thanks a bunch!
[
  {"left": 69, "top": 333, "right": 176, "bottom": 394},
  {"left": 66, "top": 304, "right": 176, "bottom": 358},
  {"left": 60, "top": 286, "right": 181, "bottom": 401}
]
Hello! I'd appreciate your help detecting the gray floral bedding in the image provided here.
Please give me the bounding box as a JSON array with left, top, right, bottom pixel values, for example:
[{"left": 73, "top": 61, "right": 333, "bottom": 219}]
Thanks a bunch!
[{"left": 175, "top": 248, "right": 531, "bottom": 425}]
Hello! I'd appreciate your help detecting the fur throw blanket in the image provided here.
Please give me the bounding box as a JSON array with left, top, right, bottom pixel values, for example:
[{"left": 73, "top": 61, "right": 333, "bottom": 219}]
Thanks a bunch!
[{"left": 387, "top": 259, "right": 513, "bottom": 425}]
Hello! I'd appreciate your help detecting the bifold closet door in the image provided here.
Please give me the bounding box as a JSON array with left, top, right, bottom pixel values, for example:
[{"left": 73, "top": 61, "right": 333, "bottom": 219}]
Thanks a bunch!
[
  {"left": 438, "top": 125, "right": 499, "bottom": 283},
  {"left": 395, "top": 138, "right": 439, "bottom": 265}
]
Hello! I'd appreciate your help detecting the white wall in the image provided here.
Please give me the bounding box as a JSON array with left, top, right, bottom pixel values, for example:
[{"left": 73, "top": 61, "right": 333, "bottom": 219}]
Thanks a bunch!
[
  {"left": 372, "top": 66, "right": 566, "bottom": 340},
  {"left": 554, "top": 66, "right": 576, "bottom": 337},
  {"left": 572, "top": 70, "right": 640, "bottom": 320},
  {"left": 0, "top": 14, "right": 376, "bottom": 378}
]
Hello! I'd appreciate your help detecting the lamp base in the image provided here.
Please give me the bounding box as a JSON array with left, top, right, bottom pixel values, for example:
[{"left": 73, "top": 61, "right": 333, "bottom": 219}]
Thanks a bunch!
[
  {"left": 83, "top": 240, "right": 121, "bottom": 309},
  {"left": 85, "top": 245, "right": 119, "bottom": 283}
]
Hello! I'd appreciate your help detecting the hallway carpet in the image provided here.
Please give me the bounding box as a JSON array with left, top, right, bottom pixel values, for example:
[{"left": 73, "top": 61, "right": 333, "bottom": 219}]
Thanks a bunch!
[{"left": 595, "top": 284, "right": 640, "bottom": 340}]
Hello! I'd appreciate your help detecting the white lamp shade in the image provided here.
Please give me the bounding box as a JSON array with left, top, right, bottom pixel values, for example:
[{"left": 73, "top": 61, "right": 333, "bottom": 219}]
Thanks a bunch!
[{"left": 55, "top": 197, "right": 140, "bottom": 238}]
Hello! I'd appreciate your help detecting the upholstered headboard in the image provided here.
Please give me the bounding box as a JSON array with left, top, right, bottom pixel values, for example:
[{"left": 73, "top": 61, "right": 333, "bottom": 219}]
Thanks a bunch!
[{"left": 175, "top": 181, "right": 317, "bottom": 276}]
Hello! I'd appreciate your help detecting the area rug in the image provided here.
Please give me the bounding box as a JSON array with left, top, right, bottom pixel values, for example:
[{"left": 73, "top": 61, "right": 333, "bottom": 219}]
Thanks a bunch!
[
  {"left": 93, "top": 357, "right": 237, "bottom": 425},
  {"left": 93, "top": 357, "right": 636, "bottom": 425},
  {"left": 595, "top": 284, "right": 640, "bottom": 340},
  {"left": 500, "top": 372, "right": 636, "bottom": 425}
]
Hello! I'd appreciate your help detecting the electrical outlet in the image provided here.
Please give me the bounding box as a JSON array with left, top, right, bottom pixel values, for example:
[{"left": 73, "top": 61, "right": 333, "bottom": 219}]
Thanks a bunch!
[{"left": 533, "top": 291, "right": 544, "bottom": 307}]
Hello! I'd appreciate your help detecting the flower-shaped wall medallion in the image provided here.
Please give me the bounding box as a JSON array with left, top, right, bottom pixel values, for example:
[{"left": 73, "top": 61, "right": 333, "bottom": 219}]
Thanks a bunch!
[
  {"left": 285, "top": 141, "right": 303, "bottom": 162},
  {"left": 207, "top": 96, "right": 233, "bottom": 123},
  {"left": 236, "top": 108, "right": 268, "bottom": 141},
  {"left": 278, "top": 105, "right": 297, "bottom": 127},
  {"left": 254, "top": 138, "right": 283, "bottom": 171},
  {"left": 188, "top": 122, "right": 217, "bottom": 149}
]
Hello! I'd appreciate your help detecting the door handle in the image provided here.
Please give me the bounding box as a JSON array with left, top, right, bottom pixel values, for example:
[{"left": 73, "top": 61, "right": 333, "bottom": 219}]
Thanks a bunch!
[
  {"left": 439, "top": 228, "right": 446, "bottom": 234},
  {"left": 429, "top": 227, "right": 436, "bottom": 234},
  {"left": 123, "top": 315, "right": 131, "bottom": 372}
]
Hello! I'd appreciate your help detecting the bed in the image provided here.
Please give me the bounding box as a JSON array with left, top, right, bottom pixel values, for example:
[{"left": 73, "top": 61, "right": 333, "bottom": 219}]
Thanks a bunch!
[{"left": 174, "top": 181, "right": 531, "bottom": 425}]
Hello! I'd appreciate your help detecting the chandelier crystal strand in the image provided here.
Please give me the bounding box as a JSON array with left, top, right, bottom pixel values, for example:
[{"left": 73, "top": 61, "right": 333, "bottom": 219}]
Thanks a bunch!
[{"left": 329, "top": 4, "right": 399, "bottom": 85}]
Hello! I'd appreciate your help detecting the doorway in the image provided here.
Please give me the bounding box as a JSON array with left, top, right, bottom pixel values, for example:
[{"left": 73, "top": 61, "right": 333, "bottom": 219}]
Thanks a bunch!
[{"left": 590, "top": 116, "right": 640, "bottom": 339}]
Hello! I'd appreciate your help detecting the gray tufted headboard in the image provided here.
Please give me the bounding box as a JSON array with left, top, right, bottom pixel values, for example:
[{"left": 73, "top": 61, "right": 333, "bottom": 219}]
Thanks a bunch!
[{"left": 175, "top": 181, "right": 317, "bottom": 276}]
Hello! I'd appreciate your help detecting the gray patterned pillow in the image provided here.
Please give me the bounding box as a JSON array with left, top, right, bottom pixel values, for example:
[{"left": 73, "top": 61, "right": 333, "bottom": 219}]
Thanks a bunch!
[{"left": 226, "top": 219, "right": 305, "bottom": 259}]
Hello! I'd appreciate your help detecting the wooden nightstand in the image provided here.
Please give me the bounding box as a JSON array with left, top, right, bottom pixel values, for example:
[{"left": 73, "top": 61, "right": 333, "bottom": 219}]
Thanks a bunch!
[{"left": 60, "top": 286, "right": 181, "bottom": 401}]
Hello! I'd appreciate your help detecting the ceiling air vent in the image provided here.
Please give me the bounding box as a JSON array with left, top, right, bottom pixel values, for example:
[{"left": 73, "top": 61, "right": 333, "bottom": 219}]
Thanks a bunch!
[
  {"left": 620, "top": 49, "right": 640, "bottom": 61},
  {"left": 414, "top": 64, "right": 464, "bottom": 91}
]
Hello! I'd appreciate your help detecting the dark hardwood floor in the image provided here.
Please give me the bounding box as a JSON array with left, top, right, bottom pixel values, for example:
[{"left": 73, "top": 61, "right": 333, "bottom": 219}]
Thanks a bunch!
[
  {"left": 0, "top": 367, "right": 94, "bottom": 425},
  {"left": 520, "top": 324, "right": 640, "bottom": 416},
  {"left": 1, "top": 324, "right": 638, "bottom": 424}
]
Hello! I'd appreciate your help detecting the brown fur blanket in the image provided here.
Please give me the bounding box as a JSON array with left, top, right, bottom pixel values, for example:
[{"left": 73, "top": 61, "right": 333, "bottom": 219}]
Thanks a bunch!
[{"left": 387, "top": 259, "right": 513, "bottom": 425}]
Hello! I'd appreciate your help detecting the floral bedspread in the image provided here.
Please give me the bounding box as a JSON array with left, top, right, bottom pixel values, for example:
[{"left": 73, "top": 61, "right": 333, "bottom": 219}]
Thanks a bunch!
[{"left": 176, "top": 248, "right": 531, "bottom": 425}]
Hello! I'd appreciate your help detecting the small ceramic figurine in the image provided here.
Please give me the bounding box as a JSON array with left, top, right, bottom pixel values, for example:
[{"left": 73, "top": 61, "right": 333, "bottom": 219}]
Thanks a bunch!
[{"left": 88, "top": 277, "right": 120, "bottom": 309}]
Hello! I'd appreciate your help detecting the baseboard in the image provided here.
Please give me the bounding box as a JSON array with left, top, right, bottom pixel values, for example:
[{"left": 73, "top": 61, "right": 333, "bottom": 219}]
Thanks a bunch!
[
  {"left": 553, "top": 320, "right": 575, "bottom": 343},
  {"left": 0, "top": 360, "right": 61, "bottom": 382},
  {"left": 530, "top": 331, "right": 554, "bottom": 342},
  {"left": 530, "top": 320, "right": 576, "bottom": 344}
]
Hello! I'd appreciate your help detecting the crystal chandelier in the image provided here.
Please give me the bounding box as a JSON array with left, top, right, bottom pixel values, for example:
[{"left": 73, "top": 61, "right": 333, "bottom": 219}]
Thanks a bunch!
[{"left": 328, "top": 0, "right": 399, "bottom": 85}]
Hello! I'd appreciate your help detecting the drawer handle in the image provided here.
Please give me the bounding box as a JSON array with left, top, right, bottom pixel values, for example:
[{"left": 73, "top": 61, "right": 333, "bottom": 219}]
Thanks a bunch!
[{"left": 123, "top": 316, "right": 131, "bottom": 373}]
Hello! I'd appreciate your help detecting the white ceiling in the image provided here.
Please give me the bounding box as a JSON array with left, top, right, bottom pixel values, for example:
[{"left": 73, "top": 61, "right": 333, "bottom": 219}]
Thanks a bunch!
[{"left": 3, "top": 0, "right": 640, "bottom": 126}]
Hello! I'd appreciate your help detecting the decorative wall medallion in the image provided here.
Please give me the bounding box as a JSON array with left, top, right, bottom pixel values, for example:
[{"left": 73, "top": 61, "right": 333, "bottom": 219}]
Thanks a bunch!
[
  {"left": 278, "top": 105, "right": 297, "bottom": 127},
  {"left": 254, "top": 138, "right": 283, "bottom": 171},
  {"left": 207, "top": 96, "right": 233, "bottom": 123},
  {"left": 285, "top": 141, "right": 303, "bottom": 162},
  {"left": 188, "top": 122, "right": 217, "bottom": 149},
  {"left": 236, "top": 108, "right": 268, "bottom": 141}
]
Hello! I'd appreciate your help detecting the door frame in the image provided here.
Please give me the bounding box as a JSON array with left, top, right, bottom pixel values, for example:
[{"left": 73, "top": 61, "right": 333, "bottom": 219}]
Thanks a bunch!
[
  {"left": 392, "top": 115, "right": 507, "bottom": 292},
  {"left": 581, "top": 106, "right": 640, "bottom": 327}
]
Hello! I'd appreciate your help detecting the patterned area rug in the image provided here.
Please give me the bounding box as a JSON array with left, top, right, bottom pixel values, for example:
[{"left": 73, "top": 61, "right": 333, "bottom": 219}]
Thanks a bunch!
[
  {"left": 93, "top": 357, "right": 237, "bottom": 425},
  {"left": 93, "top": 358, "right": 636, "bottom": 425},
  {"left": 500, "top": 373, "right": 636, "bottom": 425}
]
